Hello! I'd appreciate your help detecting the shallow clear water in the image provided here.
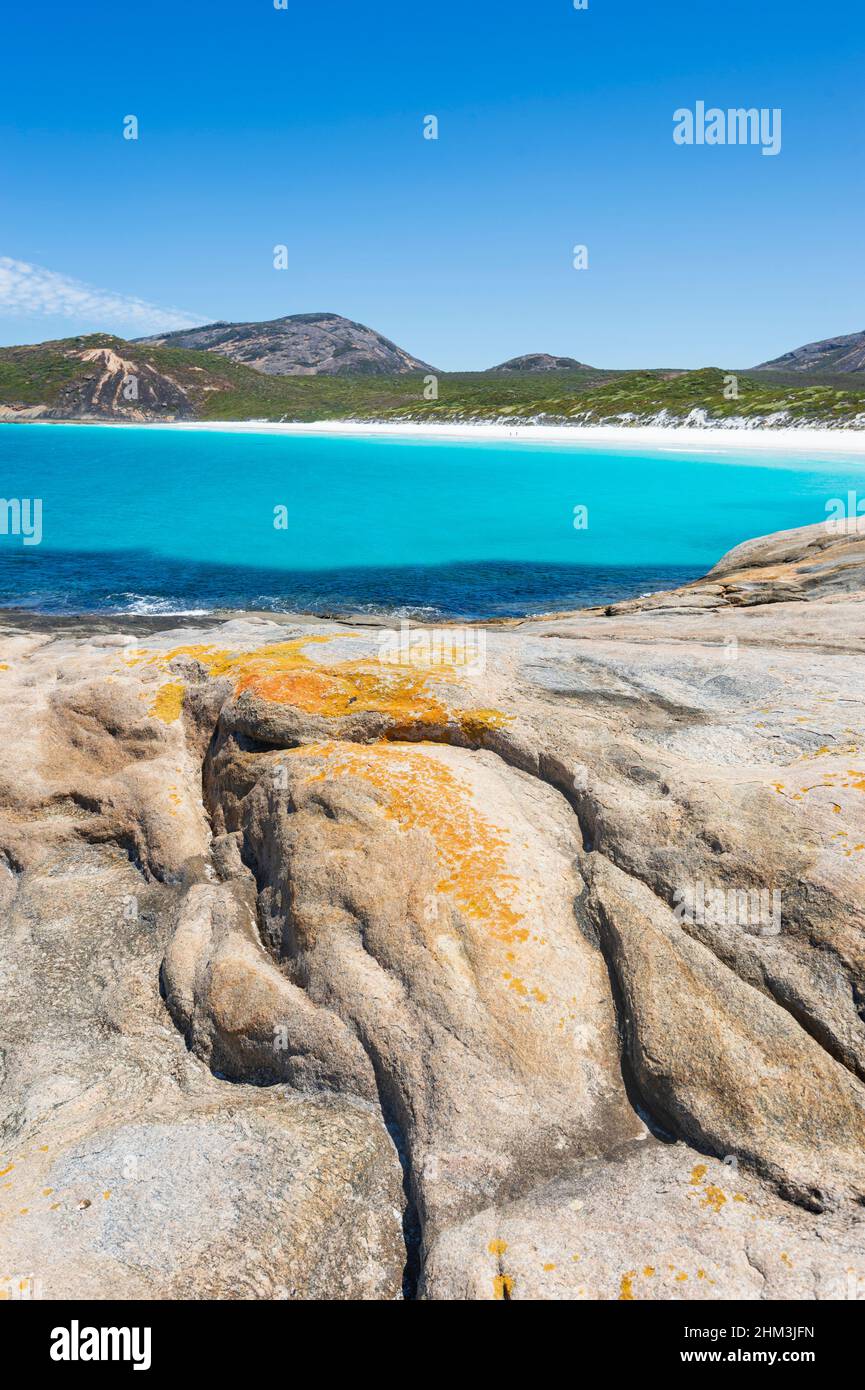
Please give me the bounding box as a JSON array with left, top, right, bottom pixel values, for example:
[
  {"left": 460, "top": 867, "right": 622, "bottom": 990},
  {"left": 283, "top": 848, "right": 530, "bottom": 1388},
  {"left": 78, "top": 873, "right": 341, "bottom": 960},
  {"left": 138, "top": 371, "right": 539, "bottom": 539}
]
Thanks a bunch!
[{"left": 0, "top": 424, "right": 862, "bottom": 618}]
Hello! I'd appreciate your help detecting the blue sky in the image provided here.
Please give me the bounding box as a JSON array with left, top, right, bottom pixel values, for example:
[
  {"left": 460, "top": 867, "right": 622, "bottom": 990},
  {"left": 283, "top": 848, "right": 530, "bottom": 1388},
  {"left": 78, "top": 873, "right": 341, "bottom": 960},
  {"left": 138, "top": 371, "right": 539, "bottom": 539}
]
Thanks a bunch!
[{"left": 1, "top": 0, "right": 862, "bottom": 369}]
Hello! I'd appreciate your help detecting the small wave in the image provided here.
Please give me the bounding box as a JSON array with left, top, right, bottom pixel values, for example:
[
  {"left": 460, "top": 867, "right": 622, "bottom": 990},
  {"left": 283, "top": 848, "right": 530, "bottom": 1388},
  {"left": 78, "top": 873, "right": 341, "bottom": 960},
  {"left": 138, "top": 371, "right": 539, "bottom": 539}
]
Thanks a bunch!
[
  {"left": 108, "top": 593, "right": 212, "bottom": 617},
  {"left": 352, "top": 602, "right": 446, "bottom": 620}
]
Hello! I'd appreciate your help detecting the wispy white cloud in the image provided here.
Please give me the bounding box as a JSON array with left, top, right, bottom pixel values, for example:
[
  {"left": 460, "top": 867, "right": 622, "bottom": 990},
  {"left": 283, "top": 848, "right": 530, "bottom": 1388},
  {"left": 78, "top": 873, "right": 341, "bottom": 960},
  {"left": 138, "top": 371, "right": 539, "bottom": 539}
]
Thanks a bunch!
[{"left": 0, "top": 256, "right": 206, "bottom": 334}]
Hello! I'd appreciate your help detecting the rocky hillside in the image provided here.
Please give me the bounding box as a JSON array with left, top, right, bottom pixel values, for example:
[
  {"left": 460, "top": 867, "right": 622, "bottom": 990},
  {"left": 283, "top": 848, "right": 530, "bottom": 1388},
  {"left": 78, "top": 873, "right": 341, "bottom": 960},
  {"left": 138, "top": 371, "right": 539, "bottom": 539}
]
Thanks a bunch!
[
  {"left": 486, "top": 353, "right": 590, "bottom": 372},
  {"left": 0, "top": 335, "right": 244, "bottom": 422},
  {"left": 1, "top": 521, "right": 864, "bottom": 1299},
  {"left": 138, "top": 311, "right": 434, "bottom": 376},
  {"left": 755, "top": 329, "right": 865, "bottom": 373}
]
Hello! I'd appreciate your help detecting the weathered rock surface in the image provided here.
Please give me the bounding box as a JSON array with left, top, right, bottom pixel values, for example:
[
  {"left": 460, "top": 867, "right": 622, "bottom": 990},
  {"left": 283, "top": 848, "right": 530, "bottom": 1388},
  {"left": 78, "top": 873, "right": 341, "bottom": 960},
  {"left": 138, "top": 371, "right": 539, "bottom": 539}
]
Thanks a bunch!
[
  {"left": 595, "top": 518, "right": 865, "bottom": 610},
  {"left": 586, "top": 856, "right": 865, "bottom": 1209},
  {"left": 1, "top": 518, "right": 864, "bottom": 1299},
  {"left": 139, "top": 312, "right": 433, "bottom": 376},
  {"left": 179, "top": 737, "right": 644, "bottom": 1236},
  {"left": 422, "top": 1144, "right": 865, "bottom": 1301}
]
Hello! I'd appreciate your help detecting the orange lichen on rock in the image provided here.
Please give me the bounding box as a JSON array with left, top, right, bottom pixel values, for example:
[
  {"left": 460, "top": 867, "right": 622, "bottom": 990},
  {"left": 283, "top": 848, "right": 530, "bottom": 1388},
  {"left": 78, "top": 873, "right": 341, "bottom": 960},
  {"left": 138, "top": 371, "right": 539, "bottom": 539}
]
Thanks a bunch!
[
  {"left": 148, "top": 681, "right": 185, "bottom": 724},
  {"left": 493, "top": 1273, "right": 515, "bottom": 1300},
  {"left": 129, "top": 637, "right": 509, "bottom": 738},
  {"left": 292, "top": 741, "right": 526, "bottom": 946}
]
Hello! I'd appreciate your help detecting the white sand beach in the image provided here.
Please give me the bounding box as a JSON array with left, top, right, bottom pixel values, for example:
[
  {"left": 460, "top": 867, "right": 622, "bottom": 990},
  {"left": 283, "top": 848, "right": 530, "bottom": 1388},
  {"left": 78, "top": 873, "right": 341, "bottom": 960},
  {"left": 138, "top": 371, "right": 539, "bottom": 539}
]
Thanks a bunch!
[{"left": 15, "top": 416, "right": 865, "bottom": 455}]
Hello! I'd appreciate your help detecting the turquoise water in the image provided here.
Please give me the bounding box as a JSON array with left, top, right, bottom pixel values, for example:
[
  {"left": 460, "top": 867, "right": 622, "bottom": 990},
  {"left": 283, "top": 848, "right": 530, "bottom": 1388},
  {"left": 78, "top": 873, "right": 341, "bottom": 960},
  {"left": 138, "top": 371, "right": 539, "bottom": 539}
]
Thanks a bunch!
[{"left": 0, "top": 423, "right": 862, "bottom": 618}]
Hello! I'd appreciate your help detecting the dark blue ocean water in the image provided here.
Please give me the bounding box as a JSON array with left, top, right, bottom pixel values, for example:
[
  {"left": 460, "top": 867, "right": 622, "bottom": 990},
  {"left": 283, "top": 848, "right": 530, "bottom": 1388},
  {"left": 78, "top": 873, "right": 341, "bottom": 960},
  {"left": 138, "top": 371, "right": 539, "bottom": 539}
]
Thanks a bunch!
[{"left": 0, "top": 424, "right": 862, "bottom": 619}]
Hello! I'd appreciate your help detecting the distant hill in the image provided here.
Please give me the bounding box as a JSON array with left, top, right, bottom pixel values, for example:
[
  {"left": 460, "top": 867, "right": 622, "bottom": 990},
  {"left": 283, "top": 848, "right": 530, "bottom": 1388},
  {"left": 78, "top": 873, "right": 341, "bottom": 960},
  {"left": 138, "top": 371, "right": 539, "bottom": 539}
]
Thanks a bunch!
[
  {"left": 487, "top": 353, "right": 591, "bottom": 372},
  {"left": 754, "top": 330, "right": 865, "bottom": 374},
  {"left": 137, "top": 312, "right": 434, "bottom": 377}
]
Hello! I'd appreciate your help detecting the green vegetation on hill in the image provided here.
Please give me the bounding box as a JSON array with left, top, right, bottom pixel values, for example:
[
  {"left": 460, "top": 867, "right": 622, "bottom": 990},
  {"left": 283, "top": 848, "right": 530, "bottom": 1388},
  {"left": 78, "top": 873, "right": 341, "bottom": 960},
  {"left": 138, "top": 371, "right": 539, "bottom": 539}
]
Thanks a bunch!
[
  {"left": 197, "top": 363, "right": 865, "bottom": 426},
  {"left": 0, "top": 339, "right": 101, "bottom": 405},
  {"left": 487, "top": 367, "right": 865, "bottom": 426},
  {"left": 1, "top": 336, "right": 864, "bottom": 428},
  {"left": 196, "top": 363, "right": 610, "bottom": 421}
]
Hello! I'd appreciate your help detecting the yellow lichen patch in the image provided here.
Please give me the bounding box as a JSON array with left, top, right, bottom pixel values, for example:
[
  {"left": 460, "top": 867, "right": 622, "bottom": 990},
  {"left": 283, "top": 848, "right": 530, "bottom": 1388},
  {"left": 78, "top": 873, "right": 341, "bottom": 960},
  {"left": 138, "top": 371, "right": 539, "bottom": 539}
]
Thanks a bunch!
[
  {"left": 700, "top": 1184, "right": 727, "bottom": 1214},
  {"left": 619, "top": 1271, "right": 636, "bottom": 1300},
  {"left": 689, "top": 1164, "right": 729, "bottom": 1214},
  {"left": 148, "top": 681, "right": 185, "bottom": 723},
  {"left": 488, "top": 1239, "right": 508, "bottom": 1257},
  {"left": 493, "top": 1274, "right": 515, "bottom": 1300},
  {"left": 543, "top": 1263, "right": 556, "bottom": 1272},
  {"left": 291, "top": 742, "right": 527, "bottom": 946},
  {"left": 130, "top": 638, "right": 508, "bottom": 739},
  {"left": 0, "top": 1165, "right": 13, "bottom": 1178},
  {"left": 643, "top": 1266, "right": 655, "bottom": 1277},
  {"left": 460, "top": 709, "right": 511, "bottom": 739}
]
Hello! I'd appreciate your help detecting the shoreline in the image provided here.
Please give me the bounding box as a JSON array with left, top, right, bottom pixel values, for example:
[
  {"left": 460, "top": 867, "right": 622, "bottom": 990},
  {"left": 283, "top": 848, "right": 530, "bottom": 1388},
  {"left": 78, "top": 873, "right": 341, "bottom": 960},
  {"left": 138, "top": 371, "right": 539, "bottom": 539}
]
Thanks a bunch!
[
  {"left": 8, "top": 416, "right": 865, "bottom": 455},
  {"left": 0, "top": 601, "right": 569, "bottom": 636}
]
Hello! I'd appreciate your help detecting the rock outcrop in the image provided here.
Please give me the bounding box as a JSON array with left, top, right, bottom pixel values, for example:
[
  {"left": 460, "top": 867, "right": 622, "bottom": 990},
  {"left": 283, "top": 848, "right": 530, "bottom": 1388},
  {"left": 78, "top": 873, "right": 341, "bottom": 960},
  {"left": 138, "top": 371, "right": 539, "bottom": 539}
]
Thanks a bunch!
[
  {"left": 1, "top": 518, "right": 864, "bottom": 1300},
  {"left": 53, "top": 347, "right": 193, "bottom": 420},
  {"left": 0, "top": 340, "right": 211, "bottom": 422},
  {"left": 755, "top": 329, "right": 865, "bottom": 374},
  {"left": 138, "top": 312, "right": 434, "bottom": 376}
]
